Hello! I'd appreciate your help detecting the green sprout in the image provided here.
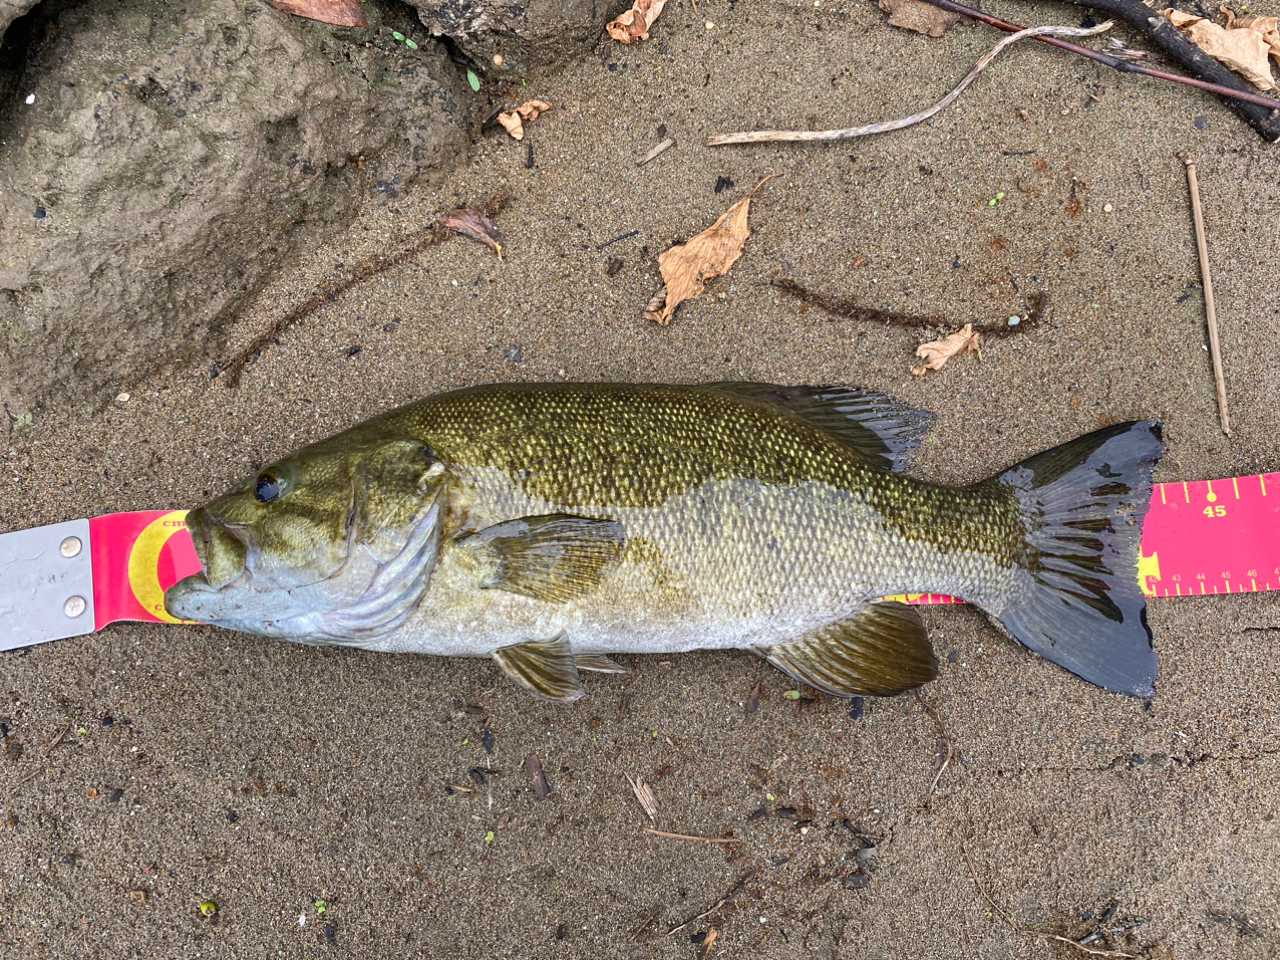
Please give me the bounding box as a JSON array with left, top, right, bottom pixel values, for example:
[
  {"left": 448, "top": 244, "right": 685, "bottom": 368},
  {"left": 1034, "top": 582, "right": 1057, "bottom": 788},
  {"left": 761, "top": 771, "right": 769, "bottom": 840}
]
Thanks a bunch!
[
  {"left": 467, "top": 70, "right": 481, "bottom": 92},
  {"left": 199, "top": 900, "right": 218, "bottom": 917},
  {"left": 405, "top": 38, "right": 419, "bottom": 50},
  {"left": 987, "top": 191, "right": 1006, "bottom": 207},
  {"left": 392, "top": 30, "right": 404, "bottom": 41},
  {"left": 484, "top": 830, "right": 495, "bottom": 844},
  {"left": 315, "top": 899, "right": 327, "bottom": 915},
  {"left": 782, "top": 689, "right": 801, "bottom": 700}
]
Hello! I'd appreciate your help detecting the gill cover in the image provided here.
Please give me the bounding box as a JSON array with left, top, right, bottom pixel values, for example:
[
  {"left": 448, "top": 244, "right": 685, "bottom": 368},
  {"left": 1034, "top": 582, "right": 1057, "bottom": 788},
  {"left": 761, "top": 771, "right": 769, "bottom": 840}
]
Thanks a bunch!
[{"left": 166, "top": 437, "right": 447, "bottom": 643}]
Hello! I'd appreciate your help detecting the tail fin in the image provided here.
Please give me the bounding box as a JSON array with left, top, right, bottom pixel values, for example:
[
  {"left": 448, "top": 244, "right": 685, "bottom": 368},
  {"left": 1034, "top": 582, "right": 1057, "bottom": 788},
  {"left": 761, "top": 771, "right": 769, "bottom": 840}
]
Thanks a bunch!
[{"left": 987, "top": 421, "right": 1164, "bottom": 697}]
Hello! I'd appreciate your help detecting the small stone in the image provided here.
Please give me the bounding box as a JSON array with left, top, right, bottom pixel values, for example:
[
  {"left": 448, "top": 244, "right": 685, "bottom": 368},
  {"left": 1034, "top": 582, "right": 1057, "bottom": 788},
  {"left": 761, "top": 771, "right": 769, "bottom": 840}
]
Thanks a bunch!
[
  {"left": 116, "top": 392, "right": 130, "bottom": 403},
  {"left": 705, "top": 20, "right": 715, "bottom": 29},
  {"left": 492, "top": 54, "right": 504, "bottom": 67},
  {"left": 130, "top": 890, "right": 147, "bottom": 903},
  {"left": 1103, "top": 203, "right": 1113, "bottom": 213},
  {"left": 25, "top": 93, "right": 35, "bottom": 105},
  {"left": 1007, "top": 315, "right": 1021, "bottom": 326}
]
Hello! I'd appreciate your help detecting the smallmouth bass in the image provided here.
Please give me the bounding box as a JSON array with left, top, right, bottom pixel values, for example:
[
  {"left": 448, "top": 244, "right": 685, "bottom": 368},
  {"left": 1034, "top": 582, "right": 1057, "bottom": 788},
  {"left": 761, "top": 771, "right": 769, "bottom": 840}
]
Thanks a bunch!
[{"left": 166, "top": 382, "right": 1163, "bottom": 700}]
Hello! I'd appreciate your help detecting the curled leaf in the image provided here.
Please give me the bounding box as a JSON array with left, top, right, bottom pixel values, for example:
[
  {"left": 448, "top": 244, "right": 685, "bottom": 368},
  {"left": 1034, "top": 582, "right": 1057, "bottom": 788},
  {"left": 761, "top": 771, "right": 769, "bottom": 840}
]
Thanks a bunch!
[
  {"left": 607, "top": 0, "right": 668, "bottom": 43},
  {"left": 910, "top": 324, "right": 980, "bottom": 375},
  {"left": 269, "top": 0, "right": 367, "bottom": 27},
  {"left": 440, "top": 209, "right": 504, "bottom": 257},
  {"left": 1223, "top": 9, "right": 1280, "bottom": 63},
  {"left": 645, "top": 175, "right": 776, "bottom": 325},
  {"left": 878, "top": 0, "right": 963, "bottom": 37},
  {"left": 497, "top": 99, "right": 552, "bottom": 141},
  {"left": 1160, "top": 8, "right": 1276, "bottom": 91}
]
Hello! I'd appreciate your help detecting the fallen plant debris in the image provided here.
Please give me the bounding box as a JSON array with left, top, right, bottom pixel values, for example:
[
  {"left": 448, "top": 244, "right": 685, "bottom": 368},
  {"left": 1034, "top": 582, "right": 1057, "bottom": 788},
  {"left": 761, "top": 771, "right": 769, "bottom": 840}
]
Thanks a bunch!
[
  {"left": 497, "top": 100, "right": 552, "bottom": 140},
  {"left": 773, "top": 278, "right": 1048, "bottom": 339},
  {"left": 220, "top": 193, "right": 509, "bottom": 384},
  {"left": 911, "top": 324, "right": 980, "bottom": 376},
  {"left": 709, "top": 23, "right": 1111, "bottom": 145},
  {"left": 1224, "top": 10, "right": 1280, "bottom": 63},
  {"left": 696, "top": 926, "right": 719, "bottom": 959},
  {"left": 524, "top": 754, "right": 551, "bottom": 800},
  {"left": 626, "top": 772, "right": 660, "bottom": 824},
  {"left": 439, "top": 208, "right": 504, "bottom": 256},
  {"left": 1160, "top": 8, "right": 1276, "bottom": 90},
  {"left": 645, "top": 175, "right": 777, "bottom": 324},
  {"left": 607, "top": 0, "right": 668, "bottom": 43},
  {"left": 879, "top": 0, "right": 964, "bottom": 37},
  {"left": 269, "top": 0, "right": 367, "bottom": 26}
]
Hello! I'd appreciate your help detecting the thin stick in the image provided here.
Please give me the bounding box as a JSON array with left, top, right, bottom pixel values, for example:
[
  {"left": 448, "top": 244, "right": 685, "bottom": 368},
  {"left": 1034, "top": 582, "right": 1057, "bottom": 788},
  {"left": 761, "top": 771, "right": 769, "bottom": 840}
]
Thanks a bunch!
[
  {"left": 643, "top": 827, "right": 741, "bottom": 844},
  {"left": 43, "top": 722, "right": 72, "bottom": 756},
  {"left": 709, "top": 23, "right": 1111, "bottom": 145},
  {"left": 923, "top": 0, "right": 1280, "bottom": 113},
  {"left": 962, "top": 846, "right": 1137, "bottom": 958},
  {"left": 1182, "top": 157, "right": 1230, "bottom": 436}
]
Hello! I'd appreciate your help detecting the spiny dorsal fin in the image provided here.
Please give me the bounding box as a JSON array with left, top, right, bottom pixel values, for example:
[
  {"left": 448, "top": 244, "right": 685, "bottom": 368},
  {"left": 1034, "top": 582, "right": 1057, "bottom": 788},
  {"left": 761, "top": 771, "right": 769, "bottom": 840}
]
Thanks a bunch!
[
  {"left": 492, "top": 636, "right": 585, "bottom": 701},
  {"left": 574, "top": 654, "right": 629, "bottom": 674},
  {"left": 705, "top": 382, "right": 935, "bottom": 473},
  {"left": 759, "top": 602, "right": 938, "bottom": 697},
  {"left": 460, "top": 514, "right": 626, "bottom": 603}
]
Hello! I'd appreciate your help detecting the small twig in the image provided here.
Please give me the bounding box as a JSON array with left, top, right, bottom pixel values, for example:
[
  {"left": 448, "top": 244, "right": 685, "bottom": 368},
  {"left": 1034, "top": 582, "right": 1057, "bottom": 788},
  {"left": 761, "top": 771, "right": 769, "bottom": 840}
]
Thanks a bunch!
[
  {"left": 1181, "top": 155, "right": 1229, "bottom": 437},
  {"left": 638, "top": 137, "right": 676, "bottom": 165},
  {"left": 597, "top": 230, "right": 640, "bottom": 251},
  {"left": 43, "top": 722, "right": 72, "bottom": 756},
  {"left": 628, "top": 908, "right": 660, "bottom": 942},
  {"left": 643, "top": 827, "right": 741, "bottom": 845},
  {"left": 921, "top": 0, "right": 1280, "bottom": 115},
  {"left": 962, "top": 846, "right": 1138, "bottom": 958},
  {"left": 709, "top": 23, "right": 1111, "bottom": 145},
  {"left": 914, "top": 692, "right": 955, "bottom": 797},
  {"left": 666, "top": 870, "right": 756, "bottom": 935}
]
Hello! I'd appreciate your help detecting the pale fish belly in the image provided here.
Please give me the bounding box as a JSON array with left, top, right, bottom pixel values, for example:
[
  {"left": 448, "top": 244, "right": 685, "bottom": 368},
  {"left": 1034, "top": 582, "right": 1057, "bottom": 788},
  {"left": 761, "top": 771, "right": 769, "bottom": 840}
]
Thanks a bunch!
[{"left": 359, "top": 478, "right": 1020, "bottom": 657}]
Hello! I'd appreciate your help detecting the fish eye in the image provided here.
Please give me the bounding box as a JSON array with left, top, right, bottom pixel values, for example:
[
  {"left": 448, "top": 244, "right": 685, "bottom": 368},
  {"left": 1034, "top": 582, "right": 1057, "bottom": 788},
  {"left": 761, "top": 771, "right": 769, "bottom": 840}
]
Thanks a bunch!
[{"left": 255, "top": 473, "right": 283, "bottom": 504}]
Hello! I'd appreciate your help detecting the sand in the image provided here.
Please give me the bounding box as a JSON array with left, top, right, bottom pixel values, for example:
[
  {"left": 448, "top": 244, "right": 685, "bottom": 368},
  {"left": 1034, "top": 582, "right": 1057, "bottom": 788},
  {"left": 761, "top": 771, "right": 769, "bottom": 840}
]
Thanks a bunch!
[{"left": 2, "top": 0, "right": 1279, "bottom": 956}]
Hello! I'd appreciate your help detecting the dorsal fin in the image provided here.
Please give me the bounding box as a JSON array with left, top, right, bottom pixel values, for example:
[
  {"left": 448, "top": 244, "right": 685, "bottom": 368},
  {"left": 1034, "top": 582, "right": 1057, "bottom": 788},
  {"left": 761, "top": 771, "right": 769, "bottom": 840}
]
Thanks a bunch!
[{"left": 705, "top": 382, "right": 935, "bottom": 473}]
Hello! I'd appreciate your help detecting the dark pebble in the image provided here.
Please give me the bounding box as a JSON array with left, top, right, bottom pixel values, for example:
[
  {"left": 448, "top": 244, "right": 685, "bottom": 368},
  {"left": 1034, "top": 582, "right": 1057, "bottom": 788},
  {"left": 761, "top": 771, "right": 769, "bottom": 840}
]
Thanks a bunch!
[
  {"left": 691, "top": 932, "right": 707, "bottom": 945},
  {"left": 952, "top": 257, "right": 962, "bottom": 270},
  {"left": 608, "top": 63, "right": 617, "bottom": 72},
  {"left": 714, "top": 175, "right": 734, "bottom": 194},
  {"left": 101, "top": 716, "right": 114, "bottom": 727},
  {"left": 324, "top": 923, "right": 336, "bottom": 942},
  {"left": 344, "top": 345, "right": 361, "bottom": 357},
  {"left": 505, "top": 345, "right": 522, "bottom": 363},
  {"left": 174, "top": 108, "right": 186, "bottom": 117},
  {"left": 225, "top": 810, "right": 238, "bottom": 823},
  {"left": 1132, "top": 755, "right": 1146, "bottom": 766},
  {"left": 108, "top": 788, "right": 124, "bottom": 803},
  {"left": 847, "top": 697, "right": 864, "bottom": 721},
  {"left": 842, "top": 872, "right": 870, "bottom": 890},
  {"left": 1194, "top": 116, "right": 1210, "bottom": 131},
  {"left": 776, "top": 807, "right": 798, "bottom": 819},
  {"left": 555, "top": 923, "right": 567, "bottom": 940},
  {"left": 34, "top": 207, "right": 46, "bottom": 220},
  {"left": 656, "top": 123, "right": 667, "bottom": 138},
  {"left": 482, "top": 729, "right": 494, "bottom": 755},
  {"left": 0, "top": 720, "right": 8, "bottom": 738},
  {"left": 464, "top": 704, "right": 486, "bottom": 716},
  {"left": 606, "top": 257, "right": 623, "bottom": 277},
  {"left": 747, "top": 807, "right": 767, "bottom": 822},
  {"left": 946, "top": 650, "right": 959, "bottom": 663}
]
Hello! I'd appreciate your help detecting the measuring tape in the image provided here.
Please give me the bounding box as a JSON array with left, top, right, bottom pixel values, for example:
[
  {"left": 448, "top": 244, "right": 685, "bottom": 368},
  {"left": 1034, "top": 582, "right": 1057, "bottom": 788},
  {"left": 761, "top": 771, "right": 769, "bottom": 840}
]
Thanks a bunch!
[{"left": 1, "top": 471, "right": 1277, "bottom": 649}]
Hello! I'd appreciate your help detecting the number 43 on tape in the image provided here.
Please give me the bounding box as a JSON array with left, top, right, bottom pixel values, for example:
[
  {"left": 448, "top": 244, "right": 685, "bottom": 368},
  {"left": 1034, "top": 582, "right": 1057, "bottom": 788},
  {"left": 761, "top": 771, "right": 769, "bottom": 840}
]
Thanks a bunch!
[{"left": 1, "top": 472, "right": 1277, "bottom": 649}]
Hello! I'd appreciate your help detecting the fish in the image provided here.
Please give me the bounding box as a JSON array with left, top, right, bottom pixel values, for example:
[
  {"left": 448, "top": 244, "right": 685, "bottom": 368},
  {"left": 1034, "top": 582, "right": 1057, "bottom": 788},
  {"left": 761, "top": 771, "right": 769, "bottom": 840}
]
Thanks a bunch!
[{"left": 165, "top": 382, "right": 1164, "bottom": 701}]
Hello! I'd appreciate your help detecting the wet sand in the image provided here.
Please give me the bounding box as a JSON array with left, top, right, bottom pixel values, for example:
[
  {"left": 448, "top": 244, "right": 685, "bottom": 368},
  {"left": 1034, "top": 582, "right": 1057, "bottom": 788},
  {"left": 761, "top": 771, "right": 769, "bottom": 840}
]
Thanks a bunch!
[{"left": 2, "top": 1, "right": 1279, "bottom": 956}]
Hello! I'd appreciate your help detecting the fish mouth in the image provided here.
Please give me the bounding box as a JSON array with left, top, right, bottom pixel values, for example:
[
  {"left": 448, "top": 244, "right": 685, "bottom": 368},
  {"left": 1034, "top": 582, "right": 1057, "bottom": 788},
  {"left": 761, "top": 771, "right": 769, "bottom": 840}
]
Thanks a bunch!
[{"left": 164, "top": 509, "right": 254, "bottom": 621}]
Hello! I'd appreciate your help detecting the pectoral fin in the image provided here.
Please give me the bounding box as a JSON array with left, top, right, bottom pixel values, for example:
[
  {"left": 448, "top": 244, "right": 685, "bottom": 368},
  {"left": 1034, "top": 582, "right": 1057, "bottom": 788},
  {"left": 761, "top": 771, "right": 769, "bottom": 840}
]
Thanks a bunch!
[
  {"left": 760, "top": 602, "right": 937, "bottom": 697},
  {"left": 492, "top": 636, "right": 585, "bottom": 702},
  {"left": 461, "top": 514, "right": 626, "bottom": 603}
]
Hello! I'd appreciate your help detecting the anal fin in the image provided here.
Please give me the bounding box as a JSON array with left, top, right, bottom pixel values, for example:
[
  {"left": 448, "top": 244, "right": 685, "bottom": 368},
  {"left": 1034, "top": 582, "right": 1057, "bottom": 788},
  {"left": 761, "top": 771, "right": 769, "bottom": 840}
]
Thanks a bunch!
[
  {"left": 492, "top": 636, "right": 585, "bottom": 702},
  {"left": 574, "top": 653, "right": 628, "bottom": 674},
  {"left": 760, "top": 602, "right": 938, "bottom": 697}
]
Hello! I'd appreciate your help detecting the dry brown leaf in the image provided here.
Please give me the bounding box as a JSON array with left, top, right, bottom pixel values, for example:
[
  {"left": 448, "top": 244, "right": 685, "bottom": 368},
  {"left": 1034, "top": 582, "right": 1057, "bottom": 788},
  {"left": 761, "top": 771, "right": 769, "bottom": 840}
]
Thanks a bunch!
[
  {"left": 439, "top": 209, "right": 504, "bottom": 257},
  {"left": 497, "top": 99, "right": 552, "bottom": 141},
  {"left": 269, "top": 0, "right": 367, "bottom": 27},
  {"left": 1223, "top": 8, "right": 1280, "bottom": 63},
  {"left": 607, "top": 0, "right": 668, "bottom": 43},
  {"left": 645, "top": 175, "right": 776, "bottom": 325},
  {"left": 878, "top": 0, "right": 963, "bottom": 37},
  {"left": 911, "top": 324, "right": 980, "bottom": 375},
  {"left": 1160, "top": 8, "right": 1276, "bottom": 90},
  {"left": 697, "top": 927, "right": 719, "bottom": 960}
]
